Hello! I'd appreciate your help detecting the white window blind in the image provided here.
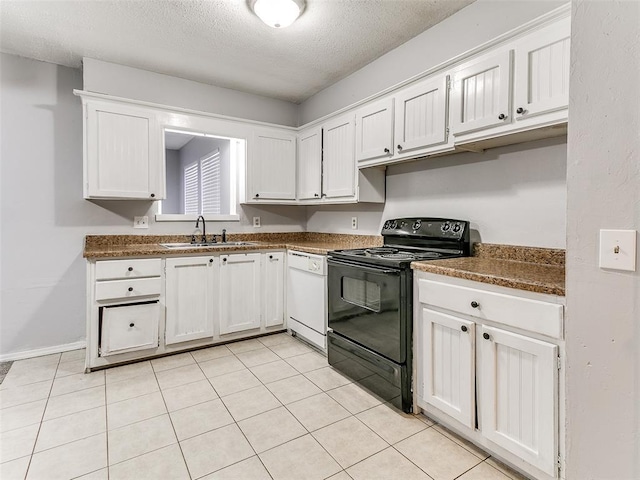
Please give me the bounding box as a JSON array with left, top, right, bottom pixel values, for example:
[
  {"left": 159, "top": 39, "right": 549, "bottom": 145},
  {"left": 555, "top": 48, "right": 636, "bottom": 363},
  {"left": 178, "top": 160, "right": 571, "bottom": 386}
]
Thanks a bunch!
[
  {"left": 183, "top": 149, "right": 221, "bottom": 215},
  {"left": 201, "top": 151, "right": 221, "bottom": 214},
  {"left": 184, "top": 162, "right": 199, "bottom": 214}
]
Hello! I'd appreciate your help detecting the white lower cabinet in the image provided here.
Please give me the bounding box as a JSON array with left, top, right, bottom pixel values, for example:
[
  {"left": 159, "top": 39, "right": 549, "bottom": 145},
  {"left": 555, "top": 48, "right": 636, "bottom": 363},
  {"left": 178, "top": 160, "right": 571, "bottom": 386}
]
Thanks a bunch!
[
  {"left": 100, "top": 301, "right": 160, "bottom": 356},
  {"left": 263, "top": 252, "right": 285, "bottom": 327},
  {"left": 88, "top": 258, "right": 164, "bottom": 367},
  {"left": 87, "top": 250, "right": 286, "bottom": 370},
  {"left": 416, "top": 272, "right": 564, "bottom": 479},
  {"left": 165, "top": 256, "right": 217, "bottom": 345},
  {"left": 420, "top": 307, "right": 475, "bottom": 428},
  {"left": 479, "top": 325, "right": 558, "bottom": 476},
  {"left": 219, "top": 253, "right": 262, "bottom": 335}
]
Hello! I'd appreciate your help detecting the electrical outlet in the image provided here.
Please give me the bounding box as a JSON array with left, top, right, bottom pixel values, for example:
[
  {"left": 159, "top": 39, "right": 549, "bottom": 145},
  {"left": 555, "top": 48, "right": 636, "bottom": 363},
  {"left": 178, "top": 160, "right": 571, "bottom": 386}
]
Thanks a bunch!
[
  {"left": 599, "top": 229, "right": 637, "bottom": 271},
  {"left": 351, "top": 217, "right": 358, "bottom": 230},
  {"left": 134, "top": 216, "right": 149, "bottom": 229},
  {"left": 253, "top": 216, "right": 261, "bottom": 228}
]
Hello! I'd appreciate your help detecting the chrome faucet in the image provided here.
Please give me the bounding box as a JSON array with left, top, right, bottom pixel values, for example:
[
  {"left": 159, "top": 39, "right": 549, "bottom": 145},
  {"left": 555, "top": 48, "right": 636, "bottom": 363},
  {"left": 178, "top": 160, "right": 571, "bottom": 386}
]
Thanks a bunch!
[{"left": 195, "top": 216, "right": 206, "bottom": 243}]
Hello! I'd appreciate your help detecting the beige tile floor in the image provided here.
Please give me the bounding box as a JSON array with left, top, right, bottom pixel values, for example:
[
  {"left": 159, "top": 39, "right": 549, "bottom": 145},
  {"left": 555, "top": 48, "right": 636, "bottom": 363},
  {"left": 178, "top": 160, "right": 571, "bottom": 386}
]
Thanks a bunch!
[{"left": 0, "top": 333, "right": 528, "bottom": 480}]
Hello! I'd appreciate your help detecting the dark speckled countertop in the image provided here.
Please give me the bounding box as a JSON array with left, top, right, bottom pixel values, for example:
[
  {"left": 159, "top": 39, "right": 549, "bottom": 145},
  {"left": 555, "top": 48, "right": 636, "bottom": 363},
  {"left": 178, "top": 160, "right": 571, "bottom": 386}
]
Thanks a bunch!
[
  {"left": 411, "top": 243, "right": 565, "bottom": 296},
  {"left": 83, "top": 232, "right": 383, "bottom": 259}
]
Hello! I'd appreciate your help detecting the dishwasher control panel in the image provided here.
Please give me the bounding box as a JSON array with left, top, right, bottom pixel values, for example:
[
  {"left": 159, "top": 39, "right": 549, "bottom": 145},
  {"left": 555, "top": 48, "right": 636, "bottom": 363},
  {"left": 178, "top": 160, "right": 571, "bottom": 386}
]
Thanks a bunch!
[{"left": 288, "top": 251, "right": 327, "bottom": 275}]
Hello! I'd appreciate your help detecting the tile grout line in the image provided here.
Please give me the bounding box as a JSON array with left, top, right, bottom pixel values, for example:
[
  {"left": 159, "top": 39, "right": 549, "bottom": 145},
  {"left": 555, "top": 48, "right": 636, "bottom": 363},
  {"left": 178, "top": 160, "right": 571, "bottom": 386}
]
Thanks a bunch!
[
  {"left": 481, "top": 457, "right": 531, "bottom": 480},
  {"left": 104, "top": 363, "right": 110, "bottom": 480},
  {"left": 153, "top": 350, "right": 194, "bottom": 480},
  {"left": 258, "top": 336, "right": 377, "bottom": 475},
  {"left": 312, "top": 411, "right": 394, "bottom": 475},
  {"left": 191, "top": 335, "right": 317, "bottom": 478},
  {"left": 257, "top": 344, "right": 349, "bottom": 478},
  {"left": 431, "top": 423, "right": 490, "bottom": 460},
  {"left": 196, "top": 348, "right": 273, "bottom": 479},
  {"left": 23, "top": 353, "right": 63, "bottom": 480},
  {"left": 221, "top": 363, "right": 276, "bottom": 480},
  {"left": 391, "top": 424, "right": 488, "bottom": 480}
]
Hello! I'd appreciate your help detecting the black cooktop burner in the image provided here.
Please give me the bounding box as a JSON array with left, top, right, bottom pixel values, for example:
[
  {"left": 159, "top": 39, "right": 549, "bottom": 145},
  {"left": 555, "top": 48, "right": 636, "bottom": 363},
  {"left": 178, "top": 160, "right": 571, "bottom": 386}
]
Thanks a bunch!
[
  {"left": 382, "top": 253, "right": 416, "bottom": 260},
  {"left": 365, "top": 247, "right": 398, "bottom": 255},
  {"left": 416, "top": 251, "right": 442, "bottom": 259}
]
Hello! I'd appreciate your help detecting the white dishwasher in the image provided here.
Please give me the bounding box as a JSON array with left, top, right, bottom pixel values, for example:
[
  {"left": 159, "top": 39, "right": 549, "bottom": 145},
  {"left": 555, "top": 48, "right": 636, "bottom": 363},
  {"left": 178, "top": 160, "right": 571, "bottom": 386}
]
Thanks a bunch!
[{"left": 287, "top": 250, "right": 327, "bottom": 350}]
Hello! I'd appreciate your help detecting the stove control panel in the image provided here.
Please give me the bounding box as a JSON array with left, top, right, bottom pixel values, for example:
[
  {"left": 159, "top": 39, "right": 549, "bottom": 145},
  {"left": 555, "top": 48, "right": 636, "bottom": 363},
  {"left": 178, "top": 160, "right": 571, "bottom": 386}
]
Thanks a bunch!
[{"left": 382, "top": 218, "right": 468, "bottom": 239}]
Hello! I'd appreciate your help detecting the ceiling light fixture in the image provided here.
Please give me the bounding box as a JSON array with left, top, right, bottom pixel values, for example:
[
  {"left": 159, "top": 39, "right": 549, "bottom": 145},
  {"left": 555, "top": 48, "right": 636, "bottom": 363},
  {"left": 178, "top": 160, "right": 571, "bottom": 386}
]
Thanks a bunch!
[{"left": 251, "top": 0, "right": 305, "bottom": 28}]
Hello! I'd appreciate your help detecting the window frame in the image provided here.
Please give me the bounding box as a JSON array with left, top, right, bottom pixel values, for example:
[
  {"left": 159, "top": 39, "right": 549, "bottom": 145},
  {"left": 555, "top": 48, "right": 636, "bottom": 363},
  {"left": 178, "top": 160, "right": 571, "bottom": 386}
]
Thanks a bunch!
[{"left": 156, "top": 128, "right": 243, "bottom": 222}]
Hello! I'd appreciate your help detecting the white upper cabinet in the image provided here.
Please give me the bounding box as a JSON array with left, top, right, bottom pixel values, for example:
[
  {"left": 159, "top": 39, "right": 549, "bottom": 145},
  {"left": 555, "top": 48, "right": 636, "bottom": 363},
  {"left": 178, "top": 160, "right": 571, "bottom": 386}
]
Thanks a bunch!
[
  {"left": 394, "top": 75, "right": 450, "bottom": 154},
  {"left": 322, "top": 113, "right": 356, "bottom": 200},
  {"left": 84, "top": 100, "right": 164, "bottom": 200},
  {"left": 450, "top": 12, "right": 570, "bottom": 142},
  {"left": 297, "top": 126, "right": 322, "bottom": 200},
  {"left": 248, "top": 128, "right": 296, "bottom": 201},
  {"left": 296, "top": 119, "right": 385, "bottom": 204},
  {"left": 219, "top": 253, "right": 262, "bottom": 335},
  {"left": 355, "top": 73, "right": 452, "bottom": 168},
  {"left": 450, "top": 50, "right": 513, "bottom": 136},
  {"left": 513, "top": 17, "right": 571, "bottom": 121},
  {"left": 355, "top": 98, "right": 394, "bottom": 162},
  {"left": 165, "top": 256, "right": 217, "bottom": 345}
]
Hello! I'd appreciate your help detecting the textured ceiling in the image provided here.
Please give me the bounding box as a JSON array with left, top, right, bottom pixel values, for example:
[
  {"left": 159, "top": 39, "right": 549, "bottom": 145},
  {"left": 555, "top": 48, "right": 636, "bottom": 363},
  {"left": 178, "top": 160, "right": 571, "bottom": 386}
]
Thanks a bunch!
[{"left": 0, "top": 0, "right": 475, "bottom": 103}]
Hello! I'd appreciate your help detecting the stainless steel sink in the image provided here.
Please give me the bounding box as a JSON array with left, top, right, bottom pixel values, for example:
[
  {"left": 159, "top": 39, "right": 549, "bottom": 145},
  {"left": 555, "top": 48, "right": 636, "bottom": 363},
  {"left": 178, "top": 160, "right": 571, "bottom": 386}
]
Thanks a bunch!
[{"left": 160, "top": 242, "right": 257, "bottom": 249}]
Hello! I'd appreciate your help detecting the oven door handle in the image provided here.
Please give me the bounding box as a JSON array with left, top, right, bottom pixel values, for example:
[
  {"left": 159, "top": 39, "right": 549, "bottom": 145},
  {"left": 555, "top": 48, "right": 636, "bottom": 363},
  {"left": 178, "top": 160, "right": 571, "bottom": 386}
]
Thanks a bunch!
[{"left": 327, "top": 258, "right": 401, "bottom": 275}]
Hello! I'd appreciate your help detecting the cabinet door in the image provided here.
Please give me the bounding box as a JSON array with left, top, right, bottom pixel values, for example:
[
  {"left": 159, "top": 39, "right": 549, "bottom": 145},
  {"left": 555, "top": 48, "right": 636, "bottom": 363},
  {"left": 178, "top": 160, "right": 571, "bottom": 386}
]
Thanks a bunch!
[
  {"left": 355, "top": 98, "right": 393, "bottom": 162},
  {"left": 420, "top": 307, "right": 475, "bottom": 428},
  {"left": 297, "top": 127, "right": 322, "bottom": 200},
  {"left": 479, "top": 325, "right": 558, "bottom": 476},
  {"left": 249, "top": 129, "right": 296, "bottom": 200},
  {"left": 101, "top": 302, "right": 160, "bottom": 356},
  {"left": 450, "top": 50, "right": 513, "bottom": 136},
  {"left": 165, "top": 256, "right": 216, "bottom": 345},
  {"left": 513, "top": 17, "right": 570, "bottom": 120},
  {"left": 394, "top": 75, "right": 449, "bottom": 153},
  {"left": 322, "top": 114, "right": 356, "bottom": 199},
  {"left": 219, "top": 253, "right": 261, "bottom": 334},
  {"left": 86, "top": 101, "right": 163, "bottom": 200},
  {"left": 263, "top": 252, "right": 285, "bottom": 327}
]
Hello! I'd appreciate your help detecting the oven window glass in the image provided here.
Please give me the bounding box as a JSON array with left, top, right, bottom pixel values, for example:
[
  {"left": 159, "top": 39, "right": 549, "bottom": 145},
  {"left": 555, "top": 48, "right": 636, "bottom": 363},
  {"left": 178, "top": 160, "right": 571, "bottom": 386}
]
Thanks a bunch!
[{"left": 342, "top": 277, "right": 381, "bottom": 312}]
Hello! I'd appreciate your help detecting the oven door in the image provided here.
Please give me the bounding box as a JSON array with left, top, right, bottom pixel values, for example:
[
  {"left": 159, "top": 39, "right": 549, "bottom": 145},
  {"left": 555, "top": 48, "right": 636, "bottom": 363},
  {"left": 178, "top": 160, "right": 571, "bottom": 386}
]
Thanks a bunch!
[{"left": 327, "top": 258, "right": 407, "bottom": 364}]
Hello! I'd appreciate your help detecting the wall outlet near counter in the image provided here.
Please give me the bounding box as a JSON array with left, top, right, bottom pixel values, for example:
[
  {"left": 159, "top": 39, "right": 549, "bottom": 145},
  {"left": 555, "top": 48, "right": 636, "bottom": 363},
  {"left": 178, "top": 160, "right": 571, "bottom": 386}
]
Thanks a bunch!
[
  {"left": 351, "top": 217, "right": 358, "bottom": 230},
  {"left": 253, "top": 216, "right": 261, "bottom": 228},
  {"left": 134, "top": 216, "right": 149, "bottom": 229}
]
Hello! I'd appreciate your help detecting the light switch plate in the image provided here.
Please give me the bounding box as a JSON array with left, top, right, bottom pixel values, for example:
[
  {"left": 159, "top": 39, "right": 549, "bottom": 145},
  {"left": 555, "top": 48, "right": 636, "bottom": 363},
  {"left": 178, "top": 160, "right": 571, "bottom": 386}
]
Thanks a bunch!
[
  {"left": 134, "top": 216, "right": 149, "bottom": 229},
  {"left": 599, "top": 229, "right": 636, "bottom": 271}
]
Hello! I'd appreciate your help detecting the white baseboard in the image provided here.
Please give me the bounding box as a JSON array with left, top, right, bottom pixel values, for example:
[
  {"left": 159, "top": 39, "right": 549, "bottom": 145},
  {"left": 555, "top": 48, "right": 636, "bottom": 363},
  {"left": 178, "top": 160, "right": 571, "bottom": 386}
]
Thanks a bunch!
[{"left": 0, "top": 341, "right": 87, "bottom": 362}]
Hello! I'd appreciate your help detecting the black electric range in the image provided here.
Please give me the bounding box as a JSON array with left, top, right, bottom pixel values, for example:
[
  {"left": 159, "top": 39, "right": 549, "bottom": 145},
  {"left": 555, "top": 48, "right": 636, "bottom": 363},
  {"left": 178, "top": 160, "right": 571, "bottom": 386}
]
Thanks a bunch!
[{"left": 326, "top": 217, "right": 471, "bottom": 412}]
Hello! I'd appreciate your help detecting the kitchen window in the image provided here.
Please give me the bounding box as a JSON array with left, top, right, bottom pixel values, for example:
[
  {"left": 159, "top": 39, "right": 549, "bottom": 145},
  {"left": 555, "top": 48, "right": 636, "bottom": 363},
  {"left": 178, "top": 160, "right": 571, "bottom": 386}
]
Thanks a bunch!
[{"left": 158, "top": 129, "right": 244, "bottom": 221}]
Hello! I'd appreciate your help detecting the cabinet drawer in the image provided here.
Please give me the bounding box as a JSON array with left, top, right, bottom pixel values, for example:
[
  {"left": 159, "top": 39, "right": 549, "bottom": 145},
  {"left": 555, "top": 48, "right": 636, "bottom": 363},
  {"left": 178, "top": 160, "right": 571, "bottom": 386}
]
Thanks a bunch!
[
  {"left": 100, "top": 301, "right": 159, "bottom": 356},
  {"left": 95, "top": 258, "right": 161, "bottom": 280},
  {"left": 418, "top": 279, "right": 563, "bottom": 339},
  {"left": 95, "top": 277, "right": 162, "bottom": 301}
]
